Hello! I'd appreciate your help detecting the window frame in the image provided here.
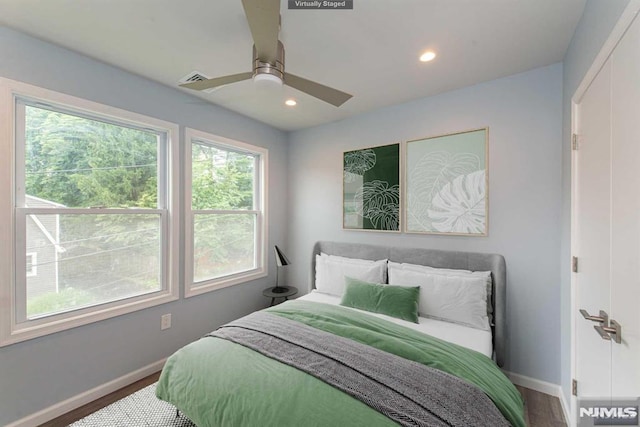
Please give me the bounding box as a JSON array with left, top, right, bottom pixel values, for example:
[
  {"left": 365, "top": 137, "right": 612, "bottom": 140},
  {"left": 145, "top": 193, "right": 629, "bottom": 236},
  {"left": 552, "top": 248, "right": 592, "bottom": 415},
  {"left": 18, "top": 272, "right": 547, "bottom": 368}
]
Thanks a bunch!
[
  {"left": 0, "top": 77, "right": 180, "bottom": 347},
  {"left": 185, "top": 127, "right": 268, "bottom": 297}
]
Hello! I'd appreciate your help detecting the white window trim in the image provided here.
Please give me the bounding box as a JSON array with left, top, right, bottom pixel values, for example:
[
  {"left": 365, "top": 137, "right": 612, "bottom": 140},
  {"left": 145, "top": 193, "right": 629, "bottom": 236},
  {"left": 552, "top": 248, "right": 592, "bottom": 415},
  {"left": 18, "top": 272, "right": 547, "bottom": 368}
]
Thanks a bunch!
[
  {"left": 184, "top": 127, "right": 268, "bottom": 298},
  {"left": 0, "top": 77, "right": 180, "bottom": 347}
]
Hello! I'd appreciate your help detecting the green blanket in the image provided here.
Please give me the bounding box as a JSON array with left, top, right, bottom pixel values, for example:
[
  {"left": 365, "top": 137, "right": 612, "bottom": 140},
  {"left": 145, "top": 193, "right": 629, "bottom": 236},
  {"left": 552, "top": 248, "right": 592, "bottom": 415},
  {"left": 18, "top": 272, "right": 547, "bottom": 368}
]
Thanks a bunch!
[{"left": 157, "top": 300, "right": 524, "bottom": 427}]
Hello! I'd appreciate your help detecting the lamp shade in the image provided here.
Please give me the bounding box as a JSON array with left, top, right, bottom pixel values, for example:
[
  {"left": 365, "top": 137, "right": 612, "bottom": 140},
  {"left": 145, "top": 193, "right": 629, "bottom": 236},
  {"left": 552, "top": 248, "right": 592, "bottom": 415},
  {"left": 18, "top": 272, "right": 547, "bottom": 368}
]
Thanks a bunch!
[{"left": 274, "top": 245, "right": 291, "bottom": 267}]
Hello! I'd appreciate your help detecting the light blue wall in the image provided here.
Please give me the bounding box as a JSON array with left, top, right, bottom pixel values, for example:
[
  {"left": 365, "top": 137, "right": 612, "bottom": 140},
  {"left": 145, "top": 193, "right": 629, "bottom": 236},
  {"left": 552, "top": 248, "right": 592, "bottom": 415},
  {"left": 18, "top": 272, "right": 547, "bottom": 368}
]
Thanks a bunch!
[
  {"left": 560, "top": 0, "right": 631, "bottom": 406},
  {"left": 0, "top": 26, "right": 288, "bottom": 426},
  {"left": 287, "top": 63, "right": 564, "bottom": 383}
]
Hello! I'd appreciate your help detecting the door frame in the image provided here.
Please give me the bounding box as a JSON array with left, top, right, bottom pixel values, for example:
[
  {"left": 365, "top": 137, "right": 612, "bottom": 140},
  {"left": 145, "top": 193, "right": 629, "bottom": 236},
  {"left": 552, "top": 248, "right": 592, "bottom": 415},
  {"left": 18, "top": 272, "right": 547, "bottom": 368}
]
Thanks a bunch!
[{"left": 570, "top": 2, "right": 640, "bottom": 425}]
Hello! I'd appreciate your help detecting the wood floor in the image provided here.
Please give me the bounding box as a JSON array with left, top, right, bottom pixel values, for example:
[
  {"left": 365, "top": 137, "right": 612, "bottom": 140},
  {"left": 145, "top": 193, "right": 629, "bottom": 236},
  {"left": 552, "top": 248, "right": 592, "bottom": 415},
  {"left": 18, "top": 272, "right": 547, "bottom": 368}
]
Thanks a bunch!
[
  {"left": 39, "top": 373, "right": 566, "bottom": 427},
  {"left": 516, "top": 385, "right": 567, "bottom": 427},
  {"left": 39, "top": 372, "right": 161, "bottom": 427}
]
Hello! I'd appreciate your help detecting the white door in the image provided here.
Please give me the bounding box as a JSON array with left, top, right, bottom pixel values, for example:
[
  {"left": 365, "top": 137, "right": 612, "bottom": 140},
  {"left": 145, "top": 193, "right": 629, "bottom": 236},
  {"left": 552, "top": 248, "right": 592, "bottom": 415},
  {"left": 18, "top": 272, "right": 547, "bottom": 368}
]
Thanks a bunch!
[
  {"left": 609, "top": 10, "right": 640, "bottom": 399},
  {"left": 574, "top": 55, "right": 612, "bottom": 399},
  {"left": 573, "top": 7, "right": 640, "bottom": 418}
]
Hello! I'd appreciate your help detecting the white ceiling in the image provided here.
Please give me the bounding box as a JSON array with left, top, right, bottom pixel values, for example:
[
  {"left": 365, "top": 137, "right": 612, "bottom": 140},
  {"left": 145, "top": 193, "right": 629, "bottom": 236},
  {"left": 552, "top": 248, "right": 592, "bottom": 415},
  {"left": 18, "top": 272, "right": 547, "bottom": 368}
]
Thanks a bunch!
[{"left": 0, "top": 0, "right": 585, "bottom": 131}]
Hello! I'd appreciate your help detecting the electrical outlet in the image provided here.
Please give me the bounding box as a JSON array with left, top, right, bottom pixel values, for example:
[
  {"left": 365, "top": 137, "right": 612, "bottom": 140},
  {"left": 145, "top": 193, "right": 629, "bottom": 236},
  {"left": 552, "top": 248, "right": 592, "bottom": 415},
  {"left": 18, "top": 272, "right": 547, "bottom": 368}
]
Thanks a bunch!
[{"left": 161, "top": 313, "right": 171, "bottom": 330}]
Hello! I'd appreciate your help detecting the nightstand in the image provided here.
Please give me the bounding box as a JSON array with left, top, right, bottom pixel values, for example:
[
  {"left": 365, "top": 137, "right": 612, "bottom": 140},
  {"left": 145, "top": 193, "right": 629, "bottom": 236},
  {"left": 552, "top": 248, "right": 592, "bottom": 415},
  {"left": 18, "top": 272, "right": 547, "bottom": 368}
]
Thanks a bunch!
[{"left": 263, "top": 286, "right": 298, "bottom": 306}]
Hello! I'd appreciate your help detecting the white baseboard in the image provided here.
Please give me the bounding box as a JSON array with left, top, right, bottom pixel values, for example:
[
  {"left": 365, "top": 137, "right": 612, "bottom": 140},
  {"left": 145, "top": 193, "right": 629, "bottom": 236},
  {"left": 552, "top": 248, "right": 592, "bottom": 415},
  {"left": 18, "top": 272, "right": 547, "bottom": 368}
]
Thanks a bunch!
[
  {"left": 6, "top": 358, "right": 166, "bottom": 427},
  {"left": 559, "top": 391, "right": 572, "bottom": 427},
  {"left": 505, "top": 371, "right": 561, "bottom": 396},
  {"left": 504, "top": 371, "right": 571, "bottom": 425}
]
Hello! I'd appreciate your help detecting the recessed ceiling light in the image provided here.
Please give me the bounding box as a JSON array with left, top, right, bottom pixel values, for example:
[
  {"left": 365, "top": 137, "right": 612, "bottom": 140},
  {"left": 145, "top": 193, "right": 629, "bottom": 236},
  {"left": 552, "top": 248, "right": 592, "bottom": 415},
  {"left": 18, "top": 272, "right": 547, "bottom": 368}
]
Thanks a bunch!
[
  {"left": 419, "top": 51, "right": 436, "bottom": 62},
  {"left": 285, "top": 99, "right": 297, "bottom": 106}
]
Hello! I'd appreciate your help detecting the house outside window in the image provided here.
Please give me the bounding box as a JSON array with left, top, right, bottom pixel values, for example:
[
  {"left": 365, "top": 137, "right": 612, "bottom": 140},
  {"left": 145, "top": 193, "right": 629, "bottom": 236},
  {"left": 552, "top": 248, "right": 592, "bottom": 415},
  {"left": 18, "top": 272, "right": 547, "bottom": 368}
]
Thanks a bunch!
[
  {"left": 24, "top": 196, "right": 64, "bottom": 295},
  {"left": 0, "top": 78, "right": 179, "bottom": 346},
  {"left": 25, "top": 252, "right": 37, "bottom": 277},
  {"left": 185, "top": 128, "right": 267, "bottom": 296}
]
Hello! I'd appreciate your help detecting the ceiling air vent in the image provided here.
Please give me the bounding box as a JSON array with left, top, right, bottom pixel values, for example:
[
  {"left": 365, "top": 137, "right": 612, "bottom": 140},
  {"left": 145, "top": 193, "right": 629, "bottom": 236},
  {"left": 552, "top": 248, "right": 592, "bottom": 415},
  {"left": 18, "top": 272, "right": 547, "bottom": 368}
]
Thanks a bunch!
[{"left": 178, "top": 71, "right": 218, "bottom": 93}]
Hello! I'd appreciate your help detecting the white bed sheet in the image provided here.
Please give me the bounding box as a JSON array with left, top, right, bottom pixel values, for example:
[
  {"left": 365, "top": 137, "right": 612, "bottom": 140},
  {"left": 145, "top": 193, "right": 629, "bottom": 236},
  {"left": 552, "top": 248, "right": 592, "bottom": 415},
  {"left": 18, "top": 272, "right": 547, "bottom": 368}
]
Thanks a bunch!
[{"left": 297, "top": 290, "right": 493, "bottom": 358}]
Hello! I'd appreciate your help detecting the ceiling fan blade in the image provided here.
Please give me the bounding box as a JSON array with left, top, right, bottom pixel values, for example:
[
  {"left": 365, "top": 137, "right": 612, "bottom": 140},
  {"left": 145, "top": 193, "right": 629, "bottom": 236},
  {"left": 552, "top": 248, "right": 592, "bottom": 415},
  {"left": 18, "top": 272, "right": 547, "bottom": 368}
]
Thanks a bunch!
[
  {"left": 241, "top": 0, "right": 280, "bottom": 64},
  {"left": 284, "top": 73, "right": 353, "bottom": 107},
  {"left": 180, "top": 72, "right": 253, "bottom": 91}
]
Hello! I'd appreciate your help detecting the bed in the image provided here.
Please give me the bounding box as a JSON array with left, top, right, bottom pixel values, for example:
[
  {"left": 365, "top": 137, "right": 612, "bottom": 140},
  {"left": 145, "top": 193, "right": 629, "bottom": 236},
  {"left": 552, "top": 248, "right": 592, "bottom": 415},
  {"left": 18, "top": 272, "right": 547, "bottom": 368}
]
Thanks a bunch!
[{"left": 156, "top": 241, "right": 524, "bottom": 427}]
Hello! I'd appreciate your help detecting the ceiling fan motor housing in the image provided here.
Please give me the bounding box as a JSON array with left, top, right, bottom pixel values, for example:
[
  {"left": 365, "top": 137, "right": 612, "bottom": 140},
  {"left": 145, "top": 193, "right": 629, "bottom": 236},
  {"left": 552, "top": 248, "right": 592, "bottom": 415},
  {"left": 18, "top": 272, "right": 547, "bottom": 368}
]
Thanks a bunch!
[{"left": 253, "top": 41, "right": 285, "bottom": 81}]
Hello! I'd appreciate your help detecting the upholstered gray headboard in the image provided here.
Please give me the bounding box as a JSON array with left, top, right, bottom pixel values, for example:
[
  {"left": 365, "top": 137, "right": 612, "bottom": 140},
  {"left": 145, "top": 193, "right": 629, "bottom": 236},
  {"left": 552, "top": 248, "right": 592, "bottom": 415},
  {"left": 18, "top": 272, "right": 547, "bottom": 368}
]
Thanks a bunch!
[{"left": 310, "top": 241, "right": 507, "bottom": 368}]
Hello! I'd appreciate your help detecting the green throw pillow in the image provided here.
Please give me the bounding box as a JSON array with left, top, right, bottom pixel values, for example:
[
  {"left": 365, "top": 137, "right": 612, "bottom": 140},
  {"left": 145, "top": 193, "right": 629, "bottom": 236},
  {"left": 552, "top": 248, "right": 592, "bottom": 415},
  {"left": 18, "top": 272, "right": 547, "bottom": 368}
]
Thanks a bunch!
[{"left": 340, "top": 277, "right": 420, "bottom": 323}]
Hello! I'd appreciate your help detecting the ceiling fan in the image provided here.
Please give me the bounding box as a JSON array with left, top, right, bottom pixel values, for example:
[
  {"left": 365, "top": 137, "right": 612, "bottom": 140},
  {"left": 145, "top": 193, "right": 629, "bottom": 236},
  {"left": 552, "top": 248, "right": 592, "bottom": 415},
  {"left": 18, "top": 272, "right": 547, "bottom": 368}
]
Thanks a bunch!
[{"left": 179, "top": 0, "right": 352, "bottom": 107}]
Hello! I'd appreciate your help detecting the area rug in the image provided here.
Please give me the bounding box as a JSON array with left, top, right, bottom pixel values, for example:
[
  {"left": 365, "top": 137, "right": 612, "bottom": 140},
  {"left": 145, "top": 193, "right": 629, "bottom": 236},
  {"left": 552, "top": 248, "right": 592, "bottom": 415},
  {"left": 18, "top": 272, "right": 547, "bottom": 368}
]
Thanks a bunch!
[{"left": 69, "top": 382, "right": 195, "bottom": 426}]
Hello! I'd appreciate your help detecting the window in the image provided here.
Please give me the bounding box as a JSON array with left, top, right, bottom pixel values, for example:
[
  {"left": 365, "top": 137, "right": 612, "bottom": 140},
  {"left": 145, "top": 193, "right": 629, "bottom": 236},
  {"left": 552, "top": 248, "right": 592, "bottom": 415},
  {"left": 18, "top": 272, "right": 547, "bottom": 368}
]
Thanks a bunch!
[
  {"left": 185, "top": 128, "right": 267, "bottom": 296},
  {"left": 0, "top": 78, "right": 179, "bottom": 346}
]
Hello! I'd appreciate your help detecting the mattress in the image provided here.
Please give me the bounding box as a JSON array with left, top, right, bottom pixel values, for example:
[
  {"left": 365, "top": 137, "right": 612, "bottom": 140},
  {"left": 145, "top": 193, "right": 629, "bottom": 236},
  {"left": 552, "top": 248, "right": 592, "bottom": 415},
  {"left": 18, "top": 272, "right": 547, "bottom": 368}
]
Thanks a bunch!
[{"left": 298, "top": 290, "right": 493, "bottom": 358}]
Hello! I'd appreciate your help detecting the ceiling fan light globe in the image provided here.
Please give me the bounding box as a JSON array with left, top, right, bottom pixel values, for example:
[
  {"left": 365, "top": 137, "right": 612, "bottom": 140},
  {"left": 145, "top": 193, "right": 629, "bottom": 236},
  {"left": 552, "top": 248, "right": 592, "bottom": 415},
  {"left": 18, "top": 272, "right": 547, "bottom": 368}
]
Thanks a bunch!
[{"left": 253, "top": 73, "right": 283, "bottom": 86}]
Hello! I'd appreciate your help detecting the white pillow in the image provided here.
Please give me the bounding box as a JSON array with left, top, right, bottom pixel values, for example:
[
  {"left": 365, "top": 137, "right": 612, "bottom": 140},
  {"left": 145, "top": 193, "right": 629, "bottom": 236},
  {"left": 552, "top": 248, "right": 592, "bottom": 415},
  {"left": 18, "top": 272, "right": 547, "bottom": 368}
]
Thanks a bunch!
[
  {"left": 388, "top": 261, "right": 493, "bottom": 323},
  {"left": 315, "top": 254, "right": 387, "bottom": 297},
  {"left": 388, "top": 264, "right": 489, "bottom": 331}
]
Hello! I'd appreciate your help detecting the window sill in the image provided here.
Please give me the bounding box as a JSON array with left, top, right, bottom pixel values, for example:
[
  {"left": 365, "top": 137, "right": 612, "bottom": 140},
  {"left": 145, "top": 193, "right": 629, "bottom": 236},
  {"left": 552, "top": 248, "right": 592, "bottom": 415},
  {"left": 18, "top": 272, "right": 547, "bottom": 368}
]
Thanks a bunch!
[
  {"left": 185, "top": 268, "right": 267, "bottom": 298},
  {"left": 0, "top": 290, "right": 179, "bottom": 347}
]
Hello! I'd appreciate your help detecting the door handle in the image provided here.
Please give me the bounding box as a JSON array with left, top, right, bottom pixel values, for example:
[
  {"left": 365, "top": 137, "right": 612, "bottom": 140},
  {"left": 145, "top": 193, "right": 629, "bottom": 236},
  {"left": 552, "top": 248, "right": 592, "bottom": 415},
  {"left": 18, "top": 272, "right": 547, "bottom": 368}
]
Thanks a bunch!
[
  {"left": 594, "top": 319, "right": 622, "bottom": 344},
  {"left": 579, "top": 309, "right": 608, "bottom": 325}
]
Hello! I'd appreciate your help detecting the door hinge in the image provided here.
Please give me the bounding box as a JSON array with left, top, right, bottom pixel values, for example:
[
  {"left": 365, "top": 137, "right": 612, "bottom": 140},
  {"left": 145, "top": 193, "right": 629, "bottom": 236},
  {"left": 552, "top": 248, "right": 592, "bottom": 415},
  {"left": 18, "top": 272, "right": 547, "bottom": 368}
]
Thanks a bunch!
[
  {"left": 572, "top": 379, "right": 578, "bottom": 396},
  {"left": 572, "top": 256, "right": 578, "bottom": 273},
  {"left": 572, "top": 134, "right": 579, "bottom": 150}
]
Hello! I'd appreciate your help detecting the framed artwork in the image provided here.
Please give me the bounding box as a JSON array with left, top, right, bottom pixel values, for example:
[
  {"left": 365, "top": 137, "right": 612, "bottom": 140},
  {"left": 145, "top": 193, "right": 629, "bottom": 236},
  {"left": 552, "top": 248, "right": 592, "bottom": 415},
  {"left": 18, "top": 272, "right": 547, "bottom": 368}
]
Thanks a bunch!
[
  {"left": 405, "top": 128, "right": 488, "bottom": 236},
  {"left": 343, "top": 143, "right": 400, "bottom": 232}
]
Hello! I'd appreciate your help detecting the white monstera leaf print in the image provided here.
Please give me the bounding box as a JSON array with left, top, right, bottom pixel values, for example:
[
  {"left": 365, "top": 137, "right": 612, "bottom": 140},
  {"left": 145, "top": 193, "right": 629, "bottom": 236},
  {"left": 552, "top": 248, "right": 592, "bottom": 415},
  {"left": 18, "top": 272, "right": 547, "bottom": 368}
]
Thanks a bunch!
[
  {"left": 427, "top": 170, "right": 486, "bottom": 234},
  {"left": 407, "top": 151, "right": 480, "bottom": 230},
  {"left": 354, "top": 180, "right": 399, "bottom": 230},
  {"left": 344, "top": 149, "right": 376, "bottom": 183}
]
